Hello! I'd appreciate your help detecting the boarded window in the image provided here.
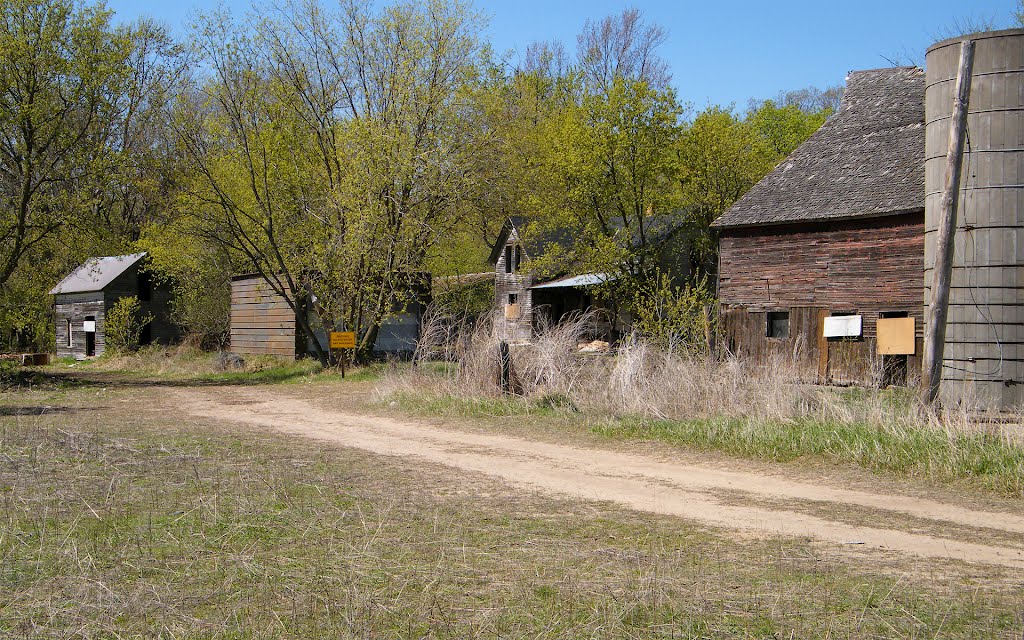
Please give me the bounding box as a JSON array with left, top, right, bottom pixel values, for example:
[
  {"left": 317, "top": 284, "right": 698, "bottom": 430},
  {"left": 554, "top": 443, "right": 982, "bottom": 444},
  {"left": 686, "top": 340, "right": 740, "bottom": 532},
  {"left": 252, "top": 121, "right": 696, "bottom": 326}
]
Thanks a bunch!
[{"left": 766, "top": 311, "right": 789, "bottom": 339}]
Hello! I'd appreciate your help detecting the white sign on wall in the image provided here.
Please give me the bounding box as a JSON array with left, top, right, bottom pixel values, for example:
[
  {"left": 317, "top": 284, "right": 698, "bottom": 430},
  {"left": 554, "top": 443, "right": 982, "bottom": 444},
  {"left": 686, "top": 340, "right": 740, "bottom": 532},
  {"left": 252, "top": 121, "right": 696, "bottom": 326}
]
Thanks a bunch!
[
  {"left": 83, "top": 321, "right": 96, "bottom": 333},
  {"left": 823, "top": 315, "right": 862, "bottom": 338}
]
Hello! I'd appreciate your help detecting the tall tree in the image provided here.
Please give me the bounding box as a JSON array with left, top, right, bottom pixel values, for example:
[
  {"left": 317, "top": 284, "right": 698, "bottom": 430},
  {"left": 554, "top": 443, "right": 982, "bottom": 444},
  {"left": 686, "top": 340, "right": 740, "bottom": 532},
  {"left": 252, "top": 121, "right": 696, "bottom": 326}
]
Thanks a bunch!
[
  {"left": 0, "top": 0, "right": 133, "bottom": 290},
  {"left": 176, "top": 0, "right": 490, "bottom": 361},
  {"left": 576, "top": 8, "right": 670, "bottom": 94}
]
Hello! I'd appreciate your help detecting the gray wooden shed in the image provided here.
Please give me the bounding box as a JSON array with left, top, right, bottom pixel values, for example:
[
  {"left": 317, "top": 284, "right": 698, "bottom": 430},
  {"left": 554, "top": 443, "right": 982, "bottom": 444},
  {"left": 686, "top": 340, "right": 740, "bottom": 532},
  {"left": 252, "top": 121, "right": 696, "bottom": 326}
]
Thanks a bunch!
[{"left": 50, "top": 252, "right": 178, "bottom": 359}]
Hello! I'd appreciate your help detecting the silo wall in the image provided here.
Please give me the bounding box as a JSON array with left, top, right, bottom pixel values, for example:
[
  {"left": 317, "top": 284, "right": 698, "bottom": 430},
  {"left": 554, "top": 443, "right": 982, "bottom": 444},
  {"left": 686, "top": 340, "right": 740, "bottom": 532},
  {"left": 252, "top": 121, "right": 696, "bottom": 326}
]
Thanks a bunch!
[{"left": 925, "top": 29, "right": 1024, "bottom": 410}]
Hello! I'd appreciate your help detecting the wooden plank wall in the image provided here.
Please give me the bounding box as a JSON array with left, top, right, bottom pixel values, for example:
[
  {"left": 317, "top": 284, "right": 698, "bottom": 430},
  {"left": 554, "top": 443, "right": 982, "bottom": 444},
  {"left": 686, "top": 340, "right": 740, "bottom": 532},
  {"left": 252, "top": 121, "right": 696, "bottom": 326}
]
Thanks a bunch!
[
  {"left": 55, "top": 293, "right": 105, "bottom": 360},
  {"left": 718, "top": 213, "right": 925, "bottom": 386},
  {"left": 230, "top": 276, "right": 299, "bottom": 357}
]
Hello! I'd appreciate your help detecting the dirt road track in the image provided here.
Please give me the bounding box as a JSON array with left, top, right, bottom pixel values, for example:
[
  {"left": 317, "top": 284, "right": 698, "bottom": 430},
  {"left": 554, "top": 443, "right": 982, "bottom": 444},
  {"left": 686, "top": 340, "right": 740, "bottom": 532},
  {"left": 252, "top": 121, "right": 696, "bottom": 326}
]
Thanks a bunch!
[{"left": 180, "top": 386, "right": 1024, "bottom": 570}]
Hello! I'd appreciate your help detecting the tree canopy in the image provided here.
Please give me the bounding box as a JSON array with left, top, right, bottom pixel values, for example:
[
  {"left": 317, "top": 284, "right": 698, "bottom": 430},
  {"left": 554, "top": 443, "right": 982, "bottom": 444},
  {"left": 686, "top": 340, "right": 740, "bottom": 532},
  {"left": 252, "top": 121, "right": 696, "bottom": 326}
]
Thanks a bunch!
[{"left": 0, "top": 0, "right": 836, "bottom": 355}]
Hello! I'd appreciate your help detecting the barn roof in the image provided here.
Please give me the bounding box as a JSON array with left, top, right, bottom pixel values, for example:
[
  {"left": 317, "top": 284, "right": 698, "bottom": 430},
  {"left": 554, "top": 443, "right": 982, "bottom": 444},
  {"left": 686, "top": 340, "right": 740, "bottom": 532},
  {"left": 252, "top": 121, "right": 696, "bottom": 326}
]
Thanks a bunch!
[
  {"left": 49, "top": 252, "right": 147, "bottom": 295},
  {"left": 712, "top": 66, "right": 925, "bottom": 229}
]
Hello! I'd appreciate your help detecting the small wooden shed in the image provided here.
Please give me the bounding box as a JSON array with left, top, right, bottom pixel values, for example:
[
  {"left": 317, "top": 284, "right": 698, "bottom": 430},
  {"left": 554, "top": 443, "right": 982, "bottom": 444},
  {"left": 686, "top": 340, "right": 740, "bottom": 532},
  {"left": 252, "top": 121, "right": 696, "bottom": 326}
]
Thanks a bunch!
[
  {"left": 50, "top": 252, "right": 178, "bottom": 359},
  {"left": 712, "top": 67, "right": 926, "bottom": 385}
]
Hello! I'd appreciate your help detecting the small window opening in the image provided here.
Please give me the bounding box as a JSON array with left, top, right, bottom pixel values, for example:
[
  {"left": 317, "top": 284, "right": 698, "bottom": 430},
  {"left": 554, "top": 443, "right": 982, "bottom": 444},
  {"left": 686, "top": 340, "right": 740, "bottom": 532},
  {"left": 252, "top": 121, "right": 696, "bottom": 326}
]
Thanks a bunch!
[
  {"left": 66, "top": 319, "right": 72, "bottom": 347},
  {"left": 514, "top": 245, "right": 522, "bottom": 272},
  {"left": 138, "top": 270, "right": 152, "bottom": 302},
  {"left": 508, "top": 293, "right": 518, "bottom": 305},
  {"left": 766, "top": 311, "right": 789, "bottom": 339},
  {"left": 880, "top": 310, "right": 909, "bottom": 319},
  {"left": 504, "top": 245, "right": 513, "bottom": 273}
]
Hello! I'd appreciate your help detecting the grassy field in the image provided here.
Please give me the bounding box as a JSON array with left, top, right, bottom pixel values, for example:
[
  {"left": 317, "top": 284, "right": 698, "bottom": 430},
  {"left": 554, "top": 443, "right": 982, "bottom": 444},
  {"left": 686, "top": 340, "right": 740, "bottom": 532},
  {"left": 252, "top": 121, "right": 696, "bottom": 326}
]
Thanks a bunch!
[{"left": 1, "top": 366, "right": 1023, "bottom": 638}]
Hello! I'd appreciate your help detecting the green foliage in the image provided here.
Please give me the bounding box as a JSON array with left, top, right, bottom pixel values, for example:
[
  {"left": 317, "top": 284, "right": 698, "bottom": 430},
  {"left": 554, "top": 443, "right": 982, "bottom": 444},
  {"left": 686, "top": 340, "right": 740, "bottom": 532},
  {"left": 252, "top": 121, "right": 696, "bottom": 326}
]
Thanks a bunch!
[
  {"left": 631, "top": 274, "right": 716, "bottom": 354},
  {"left": 178, "top": 0, "right": 491, "bottom": 362},
  {"left": 746, "top": 100, "right": 830, "bottom": 158},
  {"left": 104, "top": 297, "right": 154, "bottom": 353},
  {"left": 677, "top": 101, "right": 831, "bottom": 276},
  {"left": 0, "top": 0, "right": 182, "bottom": 352},
  {"left": 140, "top": 224, "right": 233, "bottom": 349},
  {"left": 524, "top": 74, "right": 685, "bottom": 297}
]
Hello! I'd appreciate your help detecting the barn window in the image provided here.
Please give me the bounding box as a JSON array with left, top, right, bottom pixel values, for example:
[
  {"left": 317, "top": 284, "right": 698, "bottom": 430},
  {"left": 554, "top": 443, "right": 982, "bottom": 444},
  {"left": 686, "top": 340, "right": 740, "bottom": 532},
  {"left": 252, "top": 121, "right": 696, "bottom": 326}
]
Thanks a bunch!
[
  {"left": 66, "top": 319, "right": 72, "bottom": 347},
  {"left": 766, "top": 311, "right": 789, "bottom": 339},
  {"left": 504, "top": 244, "right": 522, "bottom": 274},
  {"left": 508, "top": 293, "right": 518, "bottom": 305}
]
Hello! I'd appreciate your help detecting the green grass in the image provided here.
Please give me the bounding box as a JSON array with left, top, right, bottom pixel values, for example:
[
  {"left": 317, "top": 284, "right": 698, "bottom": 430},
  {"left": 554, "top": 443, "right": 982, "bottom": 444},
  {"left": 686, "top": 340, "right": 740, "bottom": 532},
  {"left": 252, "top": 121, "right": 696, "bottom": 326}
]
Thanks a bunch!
[
  {"left": 1, "top": 389, "right": 1021, "bottom": 637},
  {"left": 593, "top": 416, "right": 1024, "bottom": 496},
  {"left": 386, "top": 390, "right": 565, "bottom": 418},
  {"left": 385, "top": 390, "right": 1024, "bottom": 497}
]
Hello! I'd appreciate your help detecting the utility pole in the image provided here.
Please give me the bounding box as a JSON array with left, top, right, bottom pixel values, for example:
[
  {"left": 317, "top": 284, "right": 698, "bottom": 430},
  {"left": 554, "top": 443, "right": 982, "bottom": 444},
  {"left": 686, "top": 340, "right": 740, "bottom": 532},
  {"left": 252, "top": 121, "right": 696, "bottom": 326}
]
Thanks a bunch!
[{"left": 923, "top": 39, "right": 975, "bottom": 405}]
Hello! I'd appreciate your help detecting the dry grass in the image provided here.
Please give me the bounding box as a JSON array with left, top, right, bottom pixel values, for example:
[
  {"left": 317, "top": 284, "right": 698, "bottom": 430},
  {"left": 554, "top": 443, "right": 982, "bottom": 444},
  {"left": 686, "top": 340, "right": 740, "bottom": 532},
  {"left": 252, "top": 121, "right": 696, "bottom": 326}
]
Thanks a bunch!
[
  {"left": 51, "top": 344, "right": 329, "bottom": 385},
  {"left": 385, "top": 311, "right": 1024, "bottom": 495},
  {"left": 1, "top": 383, "right": 1022, "bottom": 638}
]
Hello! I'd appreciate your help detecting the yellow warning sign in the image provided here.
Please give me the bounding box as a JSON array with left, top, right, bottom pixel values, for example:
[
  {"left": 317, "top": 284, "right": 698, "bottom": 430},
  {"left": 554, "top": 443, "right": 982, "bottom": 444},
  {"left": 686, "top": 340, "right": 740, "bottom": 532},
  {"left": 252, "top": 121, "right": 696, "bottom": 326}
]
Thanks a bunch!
[{"left": 330, "top": 331, "right": 356, "bottom": 349}]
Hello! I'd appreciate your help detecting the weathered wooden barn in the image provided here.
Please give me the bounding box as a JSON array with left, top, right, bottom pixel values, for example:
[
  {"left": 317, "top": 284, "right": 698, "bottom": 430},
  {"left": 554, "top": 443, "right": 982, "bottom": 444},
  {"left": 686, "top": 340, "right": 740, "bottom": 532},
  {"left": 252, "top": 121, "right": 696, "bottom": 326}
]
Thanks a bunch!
[
  {"left": 50, "top": 252, "right": 178, "bottom": 359},
  {"left": 712, "top": 67, "right": 926, "bottom": 385},
  {"left": 229, "top": 273, "right": 430, "bottom": 358}
]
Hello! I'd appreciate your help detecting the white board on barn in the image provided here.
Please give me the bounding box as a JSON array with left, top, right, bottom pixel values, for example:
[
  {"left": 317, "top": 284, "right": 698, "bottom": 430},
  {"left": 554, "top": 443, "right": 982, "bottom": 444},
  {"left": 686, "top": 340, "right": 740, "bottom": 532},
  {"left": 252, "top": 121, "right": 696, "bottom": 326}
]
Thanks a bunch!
[
  {"left": 83, "top": 320, "right": 96, "bottom": 333},
  {"left": 823, "top": 315, "right": 862, "bottom": 338}
]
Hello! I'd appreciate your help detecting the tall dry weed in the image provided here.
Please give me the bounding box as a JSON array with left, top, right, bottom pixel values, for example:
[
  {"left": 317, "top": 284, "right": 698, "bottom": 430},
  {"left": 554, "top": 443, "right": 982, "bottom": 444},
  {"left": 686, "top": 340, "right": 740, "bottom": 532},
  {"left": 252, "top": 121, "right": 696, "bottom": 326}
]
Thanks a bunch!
[{"left": 392, "top": 309, "right": 1023, "bottom": 441}]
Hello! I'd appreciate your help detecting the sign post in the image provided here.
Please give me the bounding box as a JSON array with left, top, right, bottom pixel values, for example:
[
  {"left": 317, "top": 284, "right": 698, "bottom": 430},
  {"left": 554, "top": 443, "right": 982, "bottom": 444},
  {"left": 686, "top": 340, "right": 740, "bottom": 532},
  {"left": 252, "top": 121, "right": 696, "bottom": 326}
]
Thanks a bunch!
[{"left": 329, "top": 331, "right": 356, "bottom": 378}]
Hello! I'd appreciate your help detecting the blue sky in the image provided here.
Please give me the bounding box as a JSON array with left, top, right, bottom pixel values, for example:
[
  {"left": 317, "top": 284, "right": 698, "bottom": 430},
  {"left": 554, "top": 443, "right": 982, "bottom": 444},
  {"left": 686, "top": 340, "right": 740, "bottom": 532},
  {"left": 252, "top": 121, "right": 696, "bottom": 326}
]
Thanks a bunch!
[{"left": 105, "top": 0, "right": 1018, "bottom": 110}]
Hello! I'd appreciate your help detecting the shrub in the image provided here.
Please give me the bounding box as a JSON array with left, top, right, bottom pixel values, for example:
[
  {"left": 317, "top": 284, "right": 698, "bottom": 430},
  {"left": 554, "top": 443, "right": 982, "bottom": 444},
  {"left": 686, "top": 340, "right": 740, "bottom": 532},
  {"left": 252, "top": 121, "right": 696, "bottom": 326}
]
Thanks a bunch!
[
  {"left": 104, "top": 296, "right": 154, "bottom": 353},
  {"left": 631, "top": 273, "right": 715, "bottom": 355}
]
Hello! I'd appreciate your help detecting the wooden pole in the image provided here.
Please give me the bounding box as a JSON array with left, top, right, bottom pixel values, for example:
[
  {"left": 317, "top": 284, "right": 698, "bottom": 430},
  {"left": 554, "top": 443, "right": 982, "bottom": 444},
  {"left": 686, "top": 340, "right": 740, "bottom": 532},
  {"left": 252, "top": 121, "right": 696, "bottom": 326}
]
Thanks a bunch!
[{"left": 923, "top": 39, "right": 975, "bottom": 405}]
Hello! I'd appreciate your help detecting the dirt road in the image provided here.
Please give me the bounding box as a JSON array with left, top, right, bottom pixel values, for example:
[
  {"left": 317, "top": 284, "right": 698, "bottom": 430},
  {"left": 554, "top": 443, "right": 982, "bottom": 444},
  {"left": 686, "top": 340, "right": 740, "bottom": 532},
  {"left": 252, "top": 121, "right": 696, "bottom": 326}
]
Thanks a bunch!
[{"left": 180, "top": 386, "right": 1024, "bottom": 570}]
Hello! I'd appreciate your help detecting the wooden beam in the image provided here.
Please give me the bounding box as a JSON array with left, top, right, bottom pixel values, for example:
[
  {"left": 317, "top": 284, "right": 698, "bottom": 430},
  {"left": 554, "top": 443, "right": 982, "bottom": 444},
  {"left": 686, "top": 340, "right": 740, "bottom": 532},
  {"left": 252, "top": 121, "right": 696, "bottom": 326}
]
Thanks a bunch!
[{"left": 923, "top": 39, "right": 975, "bottom": 405}]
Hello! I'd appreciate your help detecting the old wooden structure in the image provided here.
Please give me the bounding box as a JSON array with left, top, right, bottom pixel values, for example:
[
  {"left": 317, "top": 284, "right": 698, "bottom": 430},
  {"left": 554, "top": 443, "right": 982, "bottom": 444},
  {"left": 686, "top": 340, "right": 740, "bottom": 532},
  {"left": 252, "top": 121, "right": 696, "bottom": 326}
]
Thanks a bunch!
[
  {"left": 230, "top": 276, "right": 302, "bottom": 357},
  {"left": 489, "top": 218, "right": 623, "bottom": 343},
  {"left": 50, "top": 252, "right": 178, "bottom": 359},
  {"left": 713, "top": 67, "right": 927, "bottom": 385},
  {"left": 229, "top": 274, "right": 430, "bottom": 358}
]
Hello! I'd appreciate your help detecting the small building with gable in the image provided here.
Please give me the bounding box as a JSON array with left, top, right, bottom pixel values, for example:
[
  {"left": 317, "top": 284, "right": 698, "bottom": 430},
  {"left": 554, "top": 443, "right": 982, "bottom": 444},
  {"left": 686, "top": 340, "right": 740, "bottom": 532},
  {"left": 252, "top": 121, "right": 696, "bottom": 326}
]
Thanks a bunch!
[
  {"left": 50, "top": 252, "right": 178, "bottom": 359},
  {"left": 489, "top": 216, "right": 687, "bottom": 344}
]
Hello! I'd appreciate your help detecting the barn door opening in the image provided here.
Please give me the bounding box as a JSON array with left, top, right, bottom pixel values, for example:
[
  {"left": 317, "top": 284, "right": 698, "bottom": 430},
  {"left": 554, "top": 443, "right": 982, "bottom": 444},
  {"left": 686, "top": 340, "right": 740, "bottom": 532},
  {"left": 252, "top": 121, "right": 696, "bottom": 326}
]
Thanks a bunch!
[{"left": 84, "top": 315, "right": 96, "bottom": 357}]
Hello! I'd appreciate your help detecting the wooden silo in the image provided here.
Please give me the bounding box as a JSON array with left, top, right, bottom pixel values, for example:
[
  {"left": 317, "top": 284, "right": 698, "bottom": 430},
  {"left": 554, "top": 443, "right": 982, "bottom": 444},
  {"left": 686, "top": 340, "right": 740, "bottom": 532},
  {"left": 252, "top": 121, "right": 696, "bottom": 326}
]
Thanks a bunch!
[{"left": 925, "top": 29, "right": 1024, "bottom": 409}]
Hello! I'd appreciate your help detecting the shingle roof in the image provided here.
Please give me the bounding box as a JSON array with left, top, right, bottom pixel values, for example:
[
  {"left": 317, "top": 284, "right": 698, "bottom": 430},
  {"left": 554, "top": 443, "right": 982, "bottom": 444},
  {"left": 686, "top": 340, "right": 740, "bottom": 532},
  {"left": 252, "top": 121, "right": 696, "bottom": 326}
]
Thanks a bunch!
[
  {"left": 712, "top": 66, "right": 925, "bottom": 229},
  {"left": 49, "top": 252, "right": 147, "bottom": 295}
]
